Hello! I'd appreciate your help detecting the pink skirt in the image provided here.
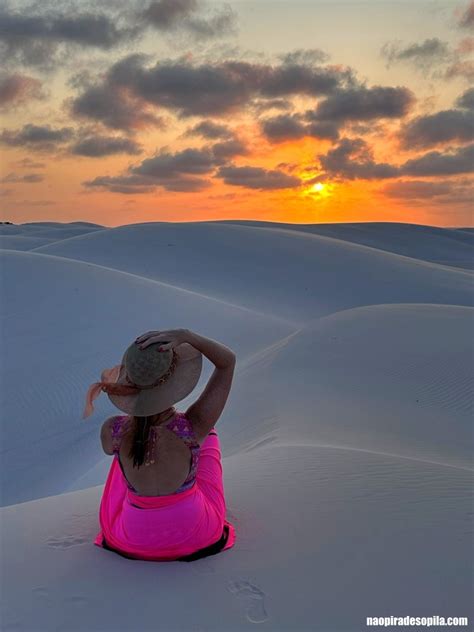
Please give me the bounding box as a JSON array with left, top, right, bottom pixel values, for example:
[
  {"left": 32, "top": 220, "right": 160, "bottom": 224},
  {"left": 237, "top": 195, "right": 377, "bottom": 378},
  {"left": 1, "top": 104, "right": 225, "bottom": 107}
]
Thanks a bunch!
[{"left": 94, "top": 431, "right": 236, "bottom": 561}]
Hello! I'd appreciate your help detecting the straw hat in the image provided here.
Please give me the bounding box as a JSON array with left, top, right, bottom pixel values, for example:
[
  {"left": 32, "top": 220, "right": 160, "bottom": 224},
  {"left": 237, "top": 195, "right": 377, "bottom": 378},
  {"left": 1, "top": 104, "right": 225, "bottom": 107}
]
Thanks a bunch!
[{"left": 82, "top": 340, "right": 203, "bottom": 419}]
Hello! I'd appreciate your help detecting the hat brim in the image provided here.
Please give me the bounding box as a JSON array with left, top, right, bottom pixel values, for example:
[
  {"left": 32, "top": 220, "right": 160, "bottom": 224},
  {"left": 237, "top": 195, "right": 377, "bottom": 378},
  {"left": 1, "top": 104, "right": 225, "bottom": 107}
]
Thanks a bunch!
[{"left": 107, "top": 343, "right": 203, "bottom": 416}]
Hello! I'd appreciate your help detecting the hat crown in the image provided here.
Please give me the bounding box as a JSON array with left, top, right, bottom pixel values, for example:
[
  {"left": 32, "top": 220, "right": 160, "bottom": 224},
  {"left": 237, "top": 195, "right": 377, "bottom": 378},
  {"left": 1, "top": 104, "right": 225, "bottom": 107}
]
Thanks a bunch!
[{"left": 125, "top": 343, "right": 172, "bottom": 387}]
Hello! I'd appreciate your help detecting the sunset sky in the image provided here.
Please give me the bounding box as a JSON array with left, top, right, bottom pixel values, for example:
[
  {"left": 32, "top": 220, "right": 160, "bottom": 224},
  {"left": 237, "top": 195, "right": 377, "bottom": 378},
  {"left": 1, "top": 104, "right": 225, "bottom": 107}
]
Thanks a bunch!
[{"left": 1, "top": 0, "right": 473, "bottom": 227}]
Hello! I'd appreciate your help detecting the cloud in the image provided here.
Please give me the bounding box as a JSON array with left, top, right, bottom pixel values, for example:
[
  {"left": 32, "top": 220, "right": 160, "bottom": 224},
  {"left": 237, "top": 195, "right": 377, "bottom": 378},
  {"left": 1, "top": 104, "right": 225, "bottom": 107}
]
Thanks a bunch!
[
  {"left": 69, "top": 54, "right": 357, "bottom": 126},
  {"left": 261, "top": 114, "right": 307, "bottom": 141},
  {"left": 70, "top": 81, "right": 165, "bottom": 131},
  {"left": 216, "top": 164, "right": 301, "bottom": 189},
  {"left": 140, "top": 0, "right": 238, "bottom": 40},
  {"left": 443, "top": 60, "right": 474, "bottom": 82},
  {"left": 0, "top": 172, "right": 44, "bottom": 183},
  {"left": 84, "top": 173, "right": 211, "bottom": 193},
  {"left": 211, "top": 138, "right": 249, "bottom": 160},
  {"left": 456, "top": 87, "right": 474, "bottom": 110},
  {"left": 400, "top": 143, "right": 474, "bottom": 176},
  {"left": 0, "top": 7, "right": 137, "bottom": 69},
  {"left": 261, "top": 85, "right": 414, "bottom": 143},
  {"left": 456, "top": 1, "right": 474, "bottom": 29},
  {"left": 0, "top": 123, "right": 74, "bottom": 150},
  {"left": 70, "top": 135, "right": 142, "bottom": 156},
  {"left": 261, "top": 112, "right": 340, "bottom": 142},
  {"left": 183, "top": 119, "right": 234, "bottom": 139},
  {"left": 278, "top": 48, "right": 330, "bottom": 66},
  {"left": 399, "top": 89, "right": 474, "bottom": 149},
  {"left": 455, "top": 37, "right": 474, "bottom": 56},
  {"left": 381, "top": 34, "right": 473, "bottom": 83},
  {"left": 14, "top": 157, "right": 46, "bottom": 168},
  {"left": 318, "top": 137, "right": 399, "bottom": 180},
  {"left": 381, "top": 38, "right": 452, "bottom": 74},
  {"left": 0, "top": 73, "right": 45, "bottom": 108},
  {"left": 141, "top": 0, "right": 199, "bottom": 29},
  {"left": 307, "top": 85, "right": 415, "bottom": 123},
  {"left": 380, "top": 179, "right": 472, "bottom": 200},
  {"left": 318, "top": 137, "right": 474, "bottom": 180},
  {"left": 81, "top": 138, "right": 247, "bottom": 193},
  {"left": 132, "top": 147, "right": 217, "bottom": 177}
]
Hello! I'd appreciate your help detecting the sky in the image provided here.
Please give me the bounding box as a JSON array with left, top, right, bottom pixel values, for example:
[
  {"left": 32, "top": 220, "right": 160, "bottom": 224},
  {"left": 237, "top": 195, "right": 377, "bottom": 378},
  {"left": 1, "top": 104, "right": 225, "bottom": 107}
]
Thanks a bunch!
[{"left": 0, "top": 0, "right": 473, "bottom": 227}]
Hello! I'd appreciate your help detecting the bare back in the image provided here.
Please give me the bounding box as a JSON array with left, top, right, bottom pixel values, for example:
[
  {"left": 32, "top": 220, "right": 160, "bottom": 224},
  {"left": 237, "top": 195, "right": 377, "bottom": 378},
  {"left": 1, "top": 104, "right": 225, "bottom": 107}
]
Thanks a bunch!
[{"left": 113, "top": 412, "right": 204, "bottom": 497}]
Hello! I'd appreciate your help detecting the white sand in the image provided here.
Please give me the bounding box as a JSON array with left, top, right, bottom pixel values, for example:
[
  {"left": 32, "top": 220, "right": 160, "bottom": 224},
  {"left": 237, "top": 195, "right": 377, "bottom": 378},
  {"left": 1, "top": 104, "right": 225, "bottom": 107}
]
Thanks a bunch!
[{"left": 0, "top": 220, "right": 472, "bottom": 631}]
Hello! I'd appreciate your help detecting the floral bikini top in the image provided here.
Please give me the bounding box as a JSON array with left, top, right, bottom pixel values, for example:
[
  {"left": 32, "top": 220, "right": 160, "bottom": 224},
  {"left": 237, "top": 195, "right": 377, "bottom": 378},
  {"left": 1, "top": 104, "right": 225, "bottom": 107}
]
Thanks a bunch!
[{"left": 111, "top": 411, "right": 200, "bottom": 495}]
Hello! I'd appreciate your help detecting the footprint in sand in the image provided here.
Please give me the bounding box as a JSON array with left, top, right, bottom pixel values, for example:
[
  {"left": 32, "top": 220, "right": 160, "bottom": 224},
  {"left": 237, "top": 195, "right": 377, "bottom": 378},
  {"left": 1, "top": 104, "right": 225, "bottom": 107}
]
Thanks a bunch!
[
  {"left": 46, "top": 535, "right": 88, "bottom": 549},
  {"left": 227, "top": 579, "right": 269, "bottom": 624}
]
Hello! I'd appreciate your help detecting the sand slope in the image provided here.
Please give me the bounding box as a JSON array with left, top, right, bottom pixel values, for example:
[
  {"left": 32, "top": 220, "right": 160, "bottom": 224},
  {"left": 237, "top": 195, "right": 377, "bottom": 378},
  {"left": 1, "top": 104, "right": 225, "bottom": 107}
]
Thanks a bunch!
[{"left": 0, "top": 221, "right": 472, "bottom": 631}]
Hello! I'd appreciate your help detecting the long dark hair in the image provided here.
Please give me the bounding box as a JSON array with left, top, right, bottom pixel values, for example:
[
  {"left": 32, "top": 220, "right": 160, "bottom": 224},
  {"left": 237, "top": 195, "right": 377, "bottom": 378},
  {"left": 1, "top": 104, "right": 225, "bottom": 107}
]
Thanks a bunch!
[
  {"left": 127, "top": 407, "right": 174, "bottom": 469},
  {"left": 127, "top": 416, "right": 153, "bottom": 470}
]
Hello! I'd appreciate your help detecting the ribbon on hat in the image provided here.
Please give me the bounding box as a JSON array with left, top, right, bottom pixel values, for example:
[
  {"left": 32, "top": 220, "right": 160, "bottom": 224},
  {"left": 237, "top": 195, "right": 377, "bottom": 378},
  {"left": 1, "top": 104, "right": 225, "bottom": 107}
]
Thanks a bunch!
[
  {"left": 82, "top": 364, "right": 140, "bottom": 419},
  {"left": 82, "top": 349, "right": 179, "bottom": 419}
]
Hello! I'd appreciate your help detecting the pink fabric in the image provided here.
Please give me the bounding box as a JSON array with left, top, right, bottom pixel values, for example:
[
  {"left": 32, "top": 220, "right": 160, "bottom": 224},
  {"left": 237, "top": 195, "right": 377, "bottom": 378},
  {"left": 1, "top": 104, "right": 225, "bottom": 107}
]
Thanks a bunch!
[{"left": 94, "top": 431, "right": 236, "bottom": 561}]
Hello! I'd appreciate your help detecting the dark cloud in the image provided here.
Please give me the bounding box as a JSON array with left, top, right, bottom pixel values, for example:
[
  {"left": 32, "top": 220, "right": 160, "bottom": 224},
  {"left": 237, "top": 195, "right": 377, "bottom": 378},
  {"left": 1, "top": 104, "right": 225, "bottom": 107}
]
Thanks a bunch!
[
  {"left": 0, "top": 123, "right": 74, "bottom": 150},
  {"left": 81, "top": 139, "right": 246, "bottom": 193},
  {"left": 400, "top": 143, "right": 474, "bottom": 176},
  {"left": 318, "top": 137, "right": 399, "bottom": 180},
  {"left": 0, "top": 172, "right": 43, "bottom": 183},
  {"left": 0, "top": 73, "right": 44, "bottom": 107},
  {"left": 381, "top": 38, "right": 451, "bottom": 73},
  {"left": 261, "top": 114, "right": 307, "bottom": 141},
  {"left": 0, "top": 7, "right": 137, "bottom": 69},
  {"left": 70, "top": 135, "right": 142, "bottom": 156},
  {"left": 380, "top": 33, "right": 474, "bottom": 83},
  {"left": 457, "top": 1, "right": 474, "bottom": 29},
  {"left": 70, "top": 81, "right": 165, "bottom": 131},
  {"left": 210, "top": 138, "right": 248, "bottom": 160},
  {"left": 278, "top": 48, "right": 330, "bottom": 66},
  {"left": 142, "top": 0, "right": 199, "bottom": 29},
  {"left": 261, "top": 113, "right": 339, "bottom": 142},
  {"left": 184, "top": 119, "right": 234, "bottom": 139},
  {"left": 318, "top": 137, "right": 474, "bottom": 180},
  {"left": 140, "top": 0, "right": 237, "bottom": 40},
  {"left": 132, "top": 147, "right": 217, "bottom": 177},
  {"left": 251, "top": 98, "right": 294, "bottom": 113},
  {"left": 456, "top": 87, "right": 474, "bottom": 110},
  {"left": 83, "top": 173, "right": 210, "bottom": 193},
  {"left": 83, "top": 174, "right": 157, "bottom": 194},
  {"left": 307, "top": 85, "right": 415, "bottom": 123},
  {"left": 262, "top": 85, "right": 415, "bottom": 148},
  {"left": 70, "top": 54, "right": 357, "bottom": 125},
  {"left": 216, "top": 164, "right": 301, "bottom": 189},
  {"left": 399, "top": 92, "right": 474, "bottom": 149}
]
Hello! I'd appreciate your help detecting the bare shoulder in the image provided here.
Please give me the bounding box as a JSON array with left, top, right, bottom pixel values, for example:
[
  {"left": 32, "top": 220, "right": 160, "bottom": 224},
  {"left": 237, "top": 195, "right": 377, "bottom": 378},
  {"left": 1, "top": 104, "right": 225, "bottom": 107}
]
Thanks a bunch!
[{"left": 100, "top": 416, "right": 118, "bottom": 455}]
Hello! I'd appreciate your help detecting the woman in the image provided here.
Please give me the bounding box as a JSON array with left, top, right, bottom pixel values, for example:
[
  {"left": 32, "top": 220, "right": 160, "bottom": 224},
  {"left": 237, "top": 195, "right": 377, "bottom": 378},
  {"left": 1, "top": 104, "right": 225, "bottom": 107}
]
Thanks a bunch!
[{"left": 83, "top": 328, "right": 237, "bottom": 561}]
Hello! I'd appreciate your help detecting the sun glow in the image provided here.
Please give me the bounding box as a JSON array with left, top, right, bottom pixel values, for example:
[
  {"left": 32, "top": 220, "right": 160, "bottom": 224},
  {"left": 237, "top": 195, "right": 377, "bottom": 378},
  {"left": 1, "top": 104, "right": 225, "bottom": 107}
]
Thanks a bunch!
[{"left": 301, "top": 180, "right": 334, "bottom": 199}]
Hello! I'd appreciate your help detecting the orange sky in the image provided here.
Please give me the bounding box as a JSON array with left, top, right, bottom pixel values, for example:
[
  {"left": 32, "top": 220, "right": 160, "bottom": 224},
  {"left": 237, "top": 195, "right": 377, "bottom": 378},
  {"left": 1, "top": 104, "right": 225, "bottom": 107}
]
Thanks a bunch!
[{"left": 1, "top": 0, "right": 473, "bottom": 227}]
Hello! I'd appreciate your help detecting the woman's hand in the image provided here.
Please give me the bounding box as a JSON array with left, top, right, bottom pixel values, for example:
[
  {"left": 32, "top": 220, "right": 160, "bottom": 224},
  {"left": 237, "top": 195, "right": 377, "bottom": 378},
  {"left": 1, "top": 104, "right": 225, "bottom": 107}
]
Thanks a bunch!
[{"left": 134, "top": 328, "right": 189, "bottom": 352}]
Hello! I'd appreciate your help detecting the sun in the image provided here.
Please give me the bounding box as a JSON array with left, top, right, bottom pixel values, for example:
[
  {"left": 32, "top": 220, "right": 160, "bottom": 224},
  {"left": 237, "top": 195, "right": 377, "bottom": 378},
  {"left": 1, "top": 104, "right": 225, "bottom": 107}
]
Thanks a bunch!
[{"left": 301, "top": 180, "right": 333, "bottom": 199}]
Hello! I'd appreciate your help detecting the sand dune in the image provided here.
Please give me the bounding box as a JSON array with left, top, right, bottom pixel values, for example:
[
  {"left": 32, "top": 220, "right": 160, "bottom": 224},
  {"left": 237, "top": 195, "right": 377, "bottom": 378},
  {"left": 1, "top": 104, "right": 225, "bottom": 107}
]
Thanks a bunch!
[
  {"left": 29, "top": 221, "right": 474, "bottom": 325},
  {"left": 0, "top": 220, "right": 472, "bottom": 631}
]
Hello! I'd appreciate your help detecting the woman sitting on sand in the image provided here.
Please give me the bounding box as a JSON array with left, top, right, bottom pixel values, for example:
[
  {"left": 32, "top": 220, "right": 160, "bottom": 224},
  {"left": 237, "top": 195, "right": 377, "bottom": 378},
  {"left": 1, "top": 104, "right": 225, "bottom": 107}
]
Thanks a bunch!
[{"left": 83, "top": 328, "right": 237, "bottom": 561}]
